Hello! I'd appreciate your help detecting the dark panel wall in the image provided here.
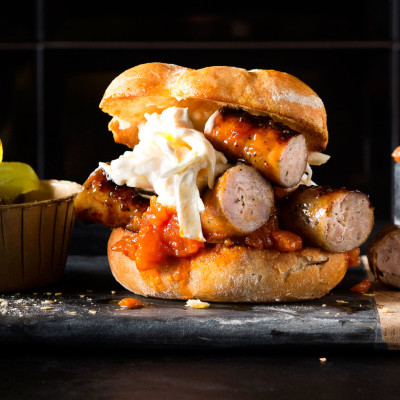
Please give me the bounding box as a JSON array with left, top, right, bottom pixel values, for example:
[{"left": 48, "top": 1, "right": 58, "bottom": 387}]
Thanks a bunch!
[{"left": 0, "top": 1, "right": 398, "bottom": 253}]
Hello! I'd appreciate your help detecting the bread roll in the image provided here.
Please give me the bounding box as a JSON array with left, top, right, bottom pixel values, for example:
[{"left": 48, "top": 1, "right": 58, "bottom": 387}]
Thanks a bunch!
[
  {"left": 100, "top": 63, "right": 328, "bottom": 151},
  {"left": 108, "top": 227, "right": 348, "bottom": 303}
]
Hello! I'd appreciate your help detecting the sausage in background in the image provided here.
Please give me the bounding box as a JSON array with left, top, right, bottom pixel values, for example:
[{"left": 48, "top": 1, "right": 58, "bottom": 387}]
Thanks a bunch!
[{"left": 367, "top": 224, "right": 400, "bottom": 289}]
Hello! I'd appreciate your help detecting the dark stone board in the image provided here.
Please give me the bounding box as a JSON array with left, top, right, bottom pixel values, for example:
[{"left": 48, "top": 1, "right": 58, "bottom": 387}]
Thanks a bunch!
[{"left": 0, "top": 255, "right": 384, "bottom": 350}]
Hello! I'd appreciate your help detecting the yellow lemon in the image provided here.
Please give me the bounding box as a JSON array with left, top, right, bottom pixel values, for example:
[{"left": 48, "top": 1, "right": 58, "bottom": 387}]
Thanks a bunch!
[{"left": 0, "top": 162, "right": 40, "bottom": 203}]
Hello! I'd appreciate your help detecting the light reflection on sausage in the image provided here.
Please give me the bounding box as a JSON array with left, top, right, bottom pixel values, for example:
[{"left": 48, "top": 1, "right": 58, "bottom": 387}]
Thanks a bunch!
[
  {"left": 73, "top": 167, "right": 149, "bottom": 232},
  {"left": 204, "top": 107, "right": 308, "bottom": 188},
  {"left": 279, "top": 185, "right": 374, "bottom": 252}
]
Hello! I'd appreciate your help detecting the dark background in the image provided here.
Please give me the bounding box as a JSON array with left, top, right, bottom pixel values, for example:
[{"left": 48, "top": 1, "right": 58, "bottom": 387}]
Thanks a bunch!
[
  {"left": 1, "top": 3, "right": 400, "bottom": 398},
  {"left": 1, "top": 0, "right": 398, "bottom": 254}
]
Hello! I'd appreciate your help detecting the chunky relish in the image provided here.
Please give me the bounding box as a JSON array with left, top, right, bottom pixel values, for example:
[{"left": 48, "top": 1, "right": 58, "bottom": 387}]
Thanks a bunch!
[
  {"left": 112, "top": 196, "right": 205, "bottom": 271},
  {"left": 346, "top": 247, "right": 361, "bottom": 268}
]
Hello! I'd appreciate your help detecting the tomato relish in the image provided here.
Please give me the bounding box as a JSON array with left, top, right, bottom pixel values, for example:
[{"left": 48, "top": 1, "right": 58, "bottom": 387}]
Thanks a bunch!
[
  {"left": 392, "top": 146, "right": 400, "bottom": 162},
  {"left": 350, "top": 278, "right": 371, "bottom": 294},
  {"left": 118, "top": 298, "right": 142, "bottom": 309},
  {"left": 345, "top": 247, "right": 361, "bottom": 268},
  {"left": 112, "top": 196, "right": 205, "bottom": 271}
]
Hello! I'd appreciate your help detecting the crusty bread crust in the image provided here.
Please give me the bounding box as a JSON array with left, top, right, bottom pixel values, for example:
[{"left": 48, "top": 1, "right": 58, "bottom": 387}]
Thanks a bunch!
[
  {"left": 108, "top": 227, "right": 348, "bottom": 303},
  {"left": 100, "top": 63, "right": 328, "bottom": 151}
]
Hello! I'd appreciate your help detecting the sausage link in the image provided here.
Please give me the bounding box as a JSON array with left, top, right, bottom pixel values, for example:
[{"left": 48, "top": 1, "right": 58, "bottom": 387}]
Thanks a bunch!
[
  {"left": 204, "top": 107, "right": 308, "bottom": 188},
  {"left": 74, "top": 167, "right": 149, "bottom": 231},
  {"left": 367, "top": 224, "right": 400, "bottom": 288},
  {"left": 201, "top": 164, "right": 275, "bottom": 240},
  {"left": 279, "top": 185, "right": 374, "bottom": 252}
]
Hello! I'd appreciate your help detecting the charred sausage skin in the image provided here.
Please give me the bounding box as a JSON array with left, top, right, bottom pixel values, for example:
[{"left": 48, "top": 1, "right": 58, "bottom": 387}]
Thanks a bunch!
[
  {"left": 204, "top": 107, "right": 308, "bottom": 188},
  {"left": 74, "top": 167, "right": 149, "bottom": 232},
  {"left": 279, "top": 185, "right": 374, "bottom": 252}
]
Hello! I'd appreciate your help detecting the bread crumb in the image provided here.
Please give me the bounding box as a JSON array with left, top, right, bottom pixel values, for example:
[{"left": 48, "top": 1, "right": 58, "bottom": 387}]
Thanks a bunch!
[
  {"left": 111, "top": 291, "right": 116, "bottom": 295},
  {"left": 86, "top": 290, "right": 93, "bottom": 293},
  {"left": 322, "top": 304, "right": 327, "bottom": 308},
  {"left": 381, "top": 307, "right": 390, "bottom": 313},
  {"left": 185, "top": 299, "right": 210, "bottom": 309},
  {"left": 67, "top": 311, "right": 77, "bottom": 315},
  {"left": 88, "top": 310, "right": 97, "bottom": 315},
  {"left": 319, "top": 357, "right": 327, "bottom": 364},
  {"left": 79, "top": 295, "right": 85, "bottom": 298},
  {"left": 336, "top": 300, "right": 349, "bottom": 304},
  {"left": 55, "top": 292, "right": 62, "bottom": 296},
  {"left": 46, "top": 292, "right": 52, "bottom": 296},
  {"left": 41, "top": 307, "right": 54, "bottom": 311}
]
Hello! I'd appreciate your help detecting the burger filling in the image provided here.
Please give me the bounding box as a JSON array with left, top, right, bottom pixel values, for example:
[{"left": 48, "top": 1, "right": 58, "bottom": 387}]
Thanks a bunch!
[
  {"left": 100, "top": 107, "right": 229, "bottom": 242},
  {"left": 75, "top": 106, "right": 334, "bottom": 269}
]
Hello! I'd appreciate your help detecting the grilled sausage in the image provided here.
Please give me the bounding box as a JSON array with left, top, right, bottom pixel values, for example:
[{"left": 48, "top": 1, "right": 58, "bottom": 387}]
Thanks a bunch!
[
  {"left": 367, "top": 224, "right": 400, "bottom": 288},
  {"left": 279, "top": 185, "right": 374, "bottom": 252},
  {"left": 204, "top": 107, "right": 308, "bottom": 188},
  {"left": 75, "top": 164, "right": 275, "bottom": 241},
  {"left": 200, "top": 164, "right": 275, "bottom": 240},
  {"left": 74, "top": 167, "right": 149, "bottom": 232}
]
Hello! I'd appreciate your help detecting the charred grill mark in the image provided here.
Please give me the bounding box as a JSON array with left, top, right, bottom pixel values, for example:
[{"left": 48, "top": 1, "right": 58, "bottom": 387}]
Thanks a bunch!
[
  {"left": 219, "top": 106, "right": 298, "bottom": 138},
  {"left": 205, "top": 107, "right": 307, "bottom": 187},
  {"left": 74, "top": 167, "right": 149, "bottom": 231}
]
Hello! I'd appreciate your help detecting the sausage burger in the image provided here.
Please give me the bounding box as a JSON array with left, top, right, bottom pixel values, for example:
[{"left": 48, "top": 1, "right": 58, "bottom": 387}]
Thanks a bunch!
[{"left": 74, "top": 62, "right": 374, "bottom": 302}]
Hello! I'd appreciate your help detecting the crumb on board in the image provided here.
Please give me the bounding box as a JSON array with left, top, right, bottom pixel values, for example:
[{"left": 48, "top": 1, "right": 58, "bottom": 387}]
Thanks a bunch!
[
  {"left": 381, "top": 307, "right": 390, "bottom": 314},
  {"left": 336, "top": 300, "right": 349, "bottom": 304},
  {"left": 111, "top": 291, "right": 116, "bottom": 295},
  {"left": 40, "top": 306, "right": 54, "bottom": 311},
  {"left": 55, "top": 292, "right": 62, "bottom": 296},
  {"left": 319, "top": 357, "right": 327, "bottom": 364},
  {"left": 185, "top": 299, "right": 210, "bottom": 309},
  {"left": 41, "top": 300, "right": 55, "bottom": 304},
  {"left": 88, "top": 310, "right": 97, "bottom": 315}
]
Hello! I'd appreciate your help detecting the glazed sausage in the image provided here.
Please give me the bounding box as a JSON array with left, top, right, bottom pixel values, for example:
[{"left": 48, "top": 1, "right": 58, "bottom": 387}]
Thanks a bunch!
[
  {"left": 75, "top": 164, "right": 275, "bottom": 240},
  {"left": 279, "top": 185, "right": 374, "bottom": 252},
  {"left": 74, "top": 167, "right": 149, "bottom": 232},
  {"left": 204, "top": 107, "right": 308, "bottom": 188},
  {"left": 200, "top": 164, "right": 275, "bottom": 240},
  {"left": 367, "top": 224, "right": 400, "bottom": 289}
]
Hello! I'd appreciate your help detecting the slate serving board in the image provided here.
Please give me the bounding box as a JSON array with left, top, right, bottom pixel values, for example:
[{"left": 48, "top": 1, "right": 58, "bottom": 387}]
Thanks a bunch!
[{"left": 0, "top": 255, "right": 385, "bottom": 350}]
